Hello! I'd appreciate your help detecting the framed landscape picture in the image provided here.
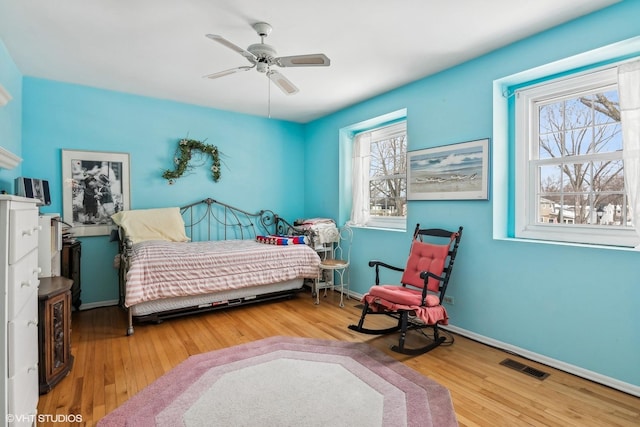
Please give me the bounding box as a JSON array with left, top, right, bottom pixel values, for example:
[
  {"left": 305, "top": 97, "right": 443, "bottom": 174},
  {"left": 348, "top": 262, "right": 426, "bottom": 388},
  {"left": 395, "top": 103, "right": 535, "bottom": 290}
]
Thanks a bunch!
[
  {"left": 62, "top": 149, "right": 131, "bottom": 236},
  {"left": 407, "top": 138, "right": 489, "bottom": 201}
]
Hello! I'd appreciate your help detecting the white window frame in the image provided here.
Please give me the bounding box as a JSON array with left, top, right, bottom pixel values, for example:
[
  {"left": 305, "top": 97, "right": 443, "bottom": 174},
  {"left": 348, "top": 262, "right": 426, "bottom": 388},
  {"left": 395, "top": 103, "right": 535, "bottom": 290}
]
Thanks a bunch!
[
  {"left": 515, "top": 67, "right": 637, "bottom": 247},
  {"left": 352, "top": 121, "right": 407, "bottom": 230}
]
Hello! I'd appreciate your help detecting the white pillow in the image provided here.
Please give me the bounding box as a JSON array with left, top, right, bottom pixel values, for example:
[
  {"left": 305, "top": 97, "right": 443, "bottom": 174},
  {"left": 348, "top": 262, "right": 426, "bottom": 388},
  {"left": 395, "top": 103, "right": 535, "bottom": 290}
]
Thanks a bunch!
[{"left": 111, "top": 207, "right": 189, "bottom": 244}]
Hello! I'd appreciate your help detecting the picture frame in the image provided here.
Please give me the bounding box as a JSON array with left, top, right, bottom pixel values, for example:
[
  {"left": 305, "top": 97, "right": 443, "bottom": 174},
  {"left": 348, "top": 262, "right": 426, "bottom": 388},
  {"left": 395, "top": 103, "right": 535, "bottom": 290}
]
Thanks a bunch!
[
  {"left": 407, "top": 138, "right": 489, "bottom": 201},
  {"left": 62, "top": 149, "right": 131, "bottom": 236}
]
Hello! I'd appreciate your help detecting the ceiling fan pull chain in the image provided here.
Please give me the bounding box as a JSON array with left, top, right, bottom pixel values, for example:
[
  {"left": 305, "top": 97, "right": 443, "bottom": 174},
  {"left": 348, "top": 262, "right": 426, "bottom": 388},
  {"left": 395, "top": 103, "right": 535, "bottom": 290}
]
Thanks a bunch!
[{"left": 268, "top": 72, "right": 271, "bottom": 119}]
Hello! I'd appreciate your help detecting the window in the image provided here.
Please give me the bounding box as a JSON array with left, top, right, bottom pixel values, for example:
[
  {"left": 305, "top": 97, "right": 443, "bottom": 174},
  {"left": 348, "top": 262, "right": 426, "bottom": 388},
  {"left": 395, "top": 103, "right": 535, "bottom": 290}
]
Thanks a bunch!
[
  {"left": 351, "top": 121, "right": 407, "bottom": 230},
  {"left": 515, "top": 67, "right": 636, "bottom": 246}
]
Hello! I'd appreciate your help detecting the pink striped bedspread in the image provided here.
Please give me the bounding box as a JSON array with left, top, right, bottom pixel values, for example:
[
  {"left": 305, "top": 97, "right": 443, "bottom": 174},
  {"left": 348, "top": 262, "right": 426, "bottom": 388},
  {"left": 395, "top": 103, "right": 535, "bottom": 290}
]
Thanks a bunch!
[{"left": 124, "top": 239, "right": 321, "bottom": 307}]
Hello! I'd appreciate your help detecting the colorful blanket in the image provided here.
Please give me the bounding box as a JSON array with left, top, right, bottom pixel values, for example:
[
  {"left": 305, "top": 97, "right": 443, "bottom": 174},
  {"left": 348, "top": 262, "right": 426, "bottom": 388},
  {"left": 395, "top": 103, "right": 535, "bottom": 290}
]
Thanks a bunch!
[{"left": 256, "top": 235, "right": 308, "bottom": 245}]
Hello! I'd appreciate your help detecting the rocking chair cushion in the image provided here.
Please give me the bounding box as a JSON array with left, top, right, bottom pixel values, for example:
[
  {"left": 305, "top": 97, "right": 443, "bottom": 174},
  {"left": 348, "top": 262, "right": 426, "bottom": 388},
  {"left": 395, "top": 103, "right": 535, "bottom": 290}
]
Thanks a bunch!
[
  {"left": 400, "top": 240, "right": 450, "bottom": 292},
  {"left": 367, "top": 285, "right": 441, "bottom": 307},
  {"left": 362, "top": 290, "right": 449, "bottom": 325}
]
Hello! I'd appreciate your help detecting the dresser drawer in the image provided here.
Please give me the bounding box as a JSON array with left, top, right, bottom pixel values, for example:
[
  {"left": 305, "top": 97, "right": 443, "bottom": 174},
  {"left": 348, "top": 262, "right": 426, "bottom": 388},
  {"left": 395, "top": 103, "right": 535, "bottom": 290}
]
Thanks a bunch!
[
  {"left": 8, "top": 365, "right": 39, "bottom": 427},
  {"left": 9, "top": 206, "right": 39, "bottom": 264},
  {"left": 8, "top": 297, "right": 39, "bottom": 378},
  {"left": 8, "top": 249, "right": 40, "bottom": 318}
]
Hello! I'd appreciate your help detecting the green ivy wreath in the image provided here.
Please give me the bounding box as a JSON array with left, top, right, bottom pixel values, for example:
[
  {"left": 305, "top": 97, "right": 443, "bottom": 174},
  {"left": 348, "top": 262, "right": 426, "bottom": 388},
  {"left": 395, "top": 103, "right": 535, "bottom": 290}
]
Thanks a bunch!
[{"left": 162, "top": 138, "right": 221, "bottom": 184}]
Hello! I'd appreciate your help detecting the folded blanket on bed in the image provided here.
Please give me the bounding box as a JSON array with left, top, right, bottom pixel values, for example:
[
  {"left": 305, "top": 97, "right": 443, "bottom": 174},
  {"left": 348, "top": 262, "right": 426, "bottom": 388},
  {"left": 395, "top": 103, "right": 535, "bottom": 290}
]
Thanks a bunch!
[
  {"left": 294, "top": 218, "right": 339, "bottom": 244},
  {"left": 256, "top": 235, "right": 308, "bottom": 245}
]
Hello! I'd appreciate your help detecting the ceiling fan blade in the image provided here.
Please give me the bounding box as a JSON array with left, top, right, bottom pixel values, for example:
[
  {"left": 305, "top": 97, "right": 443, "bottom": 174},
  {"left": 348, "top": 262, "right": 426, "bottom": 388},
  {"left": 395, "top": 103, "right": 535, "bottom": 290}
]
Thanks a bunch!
[
  {"left": 276, "top": 53, "right": 330, "bottom": 67},
  {"left": 267, "top": 70, "right": 299, "bottom": 95},
  {"left": 206, "top": 34, "right": 256, "bottom": 63},
  {"left": 203, "top": 66, "right": 254, "bottom": 80}
]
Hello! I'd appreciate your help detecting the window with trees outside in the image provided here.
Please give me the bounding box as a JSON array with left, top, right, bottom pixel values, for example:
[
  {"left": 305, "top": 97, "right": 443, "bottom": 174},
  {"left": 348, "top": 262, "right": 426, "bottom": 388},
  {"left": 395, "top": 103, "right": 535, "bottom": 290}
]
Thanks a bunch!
[
  {"left": 351, "top": 121, "right": 407, "bottom": 230},
  {"left": 514, "top": 66, "right": 636, "bottom": 247}
]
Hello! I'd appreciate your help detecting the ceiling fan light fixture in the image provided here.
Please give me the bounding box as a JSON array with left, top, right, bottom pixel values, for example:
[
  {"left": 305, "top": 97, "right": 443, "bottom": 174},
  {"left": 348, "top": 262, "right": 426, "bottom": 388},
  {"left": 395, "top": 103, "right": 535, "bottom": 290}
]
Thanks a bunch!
[{"left": 204, "top": 22, "right": 329, "bottom": 97}]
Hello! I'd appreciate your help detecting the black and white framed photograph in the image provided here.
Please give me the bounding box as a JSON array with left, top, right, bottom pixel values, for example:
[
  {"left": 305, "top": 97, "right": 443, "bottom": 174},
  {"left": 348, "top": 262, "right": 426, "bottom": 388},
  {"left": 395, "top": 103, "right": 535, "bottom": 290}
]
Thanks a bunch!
[
  {"left": 62, "top": 149, "right": 131, "bottom": 236},
  {"left": 407, "top": 138, "right": 489, "bottom": 201}
]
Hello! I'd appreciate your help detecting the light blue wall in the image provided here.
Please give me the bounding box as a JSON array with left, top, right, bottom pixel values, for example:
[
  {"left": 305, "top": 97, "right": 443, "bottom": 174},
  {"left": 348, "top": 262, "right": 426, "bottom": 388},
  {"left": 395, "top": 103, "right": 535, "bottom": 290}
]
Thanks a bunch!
[
  {"left": 304, "top": 1, "right": 640, "bottom": 388},
  {"left": 21, "top": 78, "right": 306, "bottom": 304},
  {"left": 3, "top": 0, "right": 639, "bottom": 390},
  {"left": 0, "top": 39, "right": 22, "bottom": 190}
]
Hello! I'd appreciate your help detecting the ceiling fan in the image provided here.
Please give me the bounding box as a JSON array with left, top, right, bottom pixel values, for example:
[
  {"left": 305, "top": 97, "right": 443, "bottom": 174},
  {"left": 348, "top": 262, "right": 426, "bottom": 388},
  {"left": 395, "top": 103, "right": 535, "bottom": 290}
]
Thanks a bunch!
[{"left": 204, "top": 22, "right": 330, "bottom": 95}]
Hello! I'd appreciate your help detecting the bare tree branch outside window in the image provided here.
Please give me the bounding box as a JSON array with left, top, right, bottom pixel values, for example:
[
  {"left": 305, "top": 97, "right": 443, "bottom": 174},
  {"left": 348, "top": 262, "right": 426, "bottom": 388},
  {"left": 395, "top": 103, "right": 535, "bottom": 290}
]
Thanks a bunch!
[
  {"left": 369, "top": 134, "right": 407, "bottom": 217},
  {"left": 537, "top": 89, "right": 630, "bottom": 226}
]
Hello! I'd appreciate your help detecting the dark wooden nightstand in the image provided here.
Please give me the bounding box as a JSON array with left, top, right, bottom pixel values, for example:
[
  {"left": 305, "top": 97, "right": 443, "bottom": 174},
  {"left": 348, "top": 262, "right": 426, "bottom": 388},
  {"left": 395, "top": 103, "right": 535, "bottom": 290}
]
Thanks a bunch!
[{"left": 38, "top": 276, "right": 74, "bottom": 394}]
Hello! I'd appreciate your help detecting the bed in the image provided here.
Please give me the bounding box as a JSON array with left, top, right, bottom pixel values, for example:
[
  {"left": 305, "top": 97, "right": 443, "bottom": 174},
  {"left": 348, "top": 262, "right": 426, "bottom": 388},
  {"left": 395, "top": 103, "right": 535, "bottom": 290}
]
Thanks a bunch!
[{"left": 113, "top": 198, "right": 320, "bottom": 335}]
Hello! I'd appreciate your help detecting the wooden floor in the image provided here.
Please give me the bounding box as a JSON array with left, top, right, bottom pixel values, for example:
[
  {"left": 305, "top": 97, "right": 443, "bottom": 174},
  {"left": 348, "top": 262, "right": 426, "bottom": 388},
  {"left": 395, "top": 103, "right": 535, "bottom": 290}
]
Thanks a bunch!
[{"left": 38, "top": 289, "right": 639, "bottom": 426}]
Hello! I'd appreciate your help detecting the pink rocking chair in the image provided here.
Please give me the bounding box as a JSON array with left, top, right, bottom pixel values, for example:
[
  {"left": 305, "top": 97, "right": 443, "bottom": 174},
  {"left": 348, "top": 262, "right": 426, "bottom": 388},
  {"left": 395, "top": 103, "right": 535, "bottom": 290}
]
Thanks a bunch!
[{"left": 349, "top": 224, "right": 463, "bottom": 355}]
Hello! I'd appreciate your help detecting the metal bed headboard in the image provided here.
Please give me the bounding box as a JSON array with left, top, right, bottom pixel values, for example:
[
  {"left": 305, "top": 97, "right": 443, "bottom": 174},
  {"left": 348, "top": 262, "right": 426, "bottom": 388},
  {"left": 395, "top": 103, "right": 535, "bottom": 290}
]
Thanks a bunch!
[{"left": 180, "top": 198, "right": 298, "bottom": 241}]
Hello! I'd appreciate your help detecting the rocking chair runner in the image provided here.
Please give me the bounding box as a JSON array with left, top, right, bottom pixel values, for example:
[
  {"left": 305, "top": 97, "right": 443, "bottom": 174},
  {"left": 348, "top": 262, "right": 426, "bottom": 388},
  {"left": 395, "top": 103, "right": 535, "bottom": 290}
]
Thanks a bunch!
[{"left": 348, "top": 224, "right": 463, "bottom": 355}]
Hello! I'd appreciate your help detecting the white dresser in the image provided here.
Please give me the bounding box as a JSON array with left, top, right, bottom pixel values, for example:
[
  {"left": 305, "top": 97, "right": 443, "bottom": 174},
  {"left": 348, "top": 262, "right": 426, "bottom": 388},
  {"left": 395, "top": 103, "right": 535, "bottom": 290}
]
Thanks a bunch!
[{"left": 0, "top": 195, "right": 40, "bottom": 427}]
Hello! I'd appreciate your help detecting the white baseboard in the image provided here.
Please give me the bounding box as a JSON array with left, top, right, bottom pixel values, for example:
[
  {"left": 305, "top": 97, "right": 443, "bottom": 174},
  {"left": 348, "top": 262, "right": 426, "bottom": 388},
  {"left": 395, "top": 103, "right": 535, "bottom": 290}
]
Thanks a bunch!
[
  {"left": 76, "top": 299, "right": 119, "bottom": 311},
  {"left": 442, "top": 324, "right": 640, "bottom": 397},
  {"left": 348, "top": 290, "right": 364, "bottom": 300}
]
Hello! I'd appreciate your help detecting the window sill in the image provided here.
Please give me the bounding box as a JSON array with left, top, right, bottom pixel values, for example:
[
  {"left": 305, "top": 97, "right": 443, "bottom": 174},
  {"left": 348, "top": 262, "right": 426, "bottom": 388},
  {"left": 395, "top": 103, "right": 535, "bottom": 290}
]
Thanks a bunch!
[
  {"left": 515, "top": 223, "right": 638, "bottom": 248},
  {"left": 494, "top": 236, "right": 640, "bottom": 252},
  {"left": 348, "top": 224, "right": 406, "bottom": 233}
]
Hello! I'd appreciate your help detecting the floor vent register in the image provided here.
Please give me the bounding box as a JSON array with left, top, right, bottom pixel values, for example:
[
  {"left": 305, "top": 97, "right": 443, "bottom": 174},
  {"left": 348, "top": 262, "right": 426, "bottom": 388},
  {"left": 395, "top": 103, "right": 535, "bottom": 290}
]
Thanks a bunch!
[{"left": 499, "top": 358, "right": 550, "bottom": 380}]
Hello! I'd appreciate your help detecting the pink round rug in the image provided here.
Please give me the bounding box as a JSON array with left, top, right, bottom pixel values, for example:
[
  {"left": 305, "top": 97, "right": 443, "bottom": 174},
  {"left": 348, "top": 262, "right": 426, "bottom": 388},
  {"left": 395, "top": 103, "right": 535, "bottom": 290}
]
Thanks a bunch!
[{"left": 98, "top": 336, "right": 458, "bottom": 426}]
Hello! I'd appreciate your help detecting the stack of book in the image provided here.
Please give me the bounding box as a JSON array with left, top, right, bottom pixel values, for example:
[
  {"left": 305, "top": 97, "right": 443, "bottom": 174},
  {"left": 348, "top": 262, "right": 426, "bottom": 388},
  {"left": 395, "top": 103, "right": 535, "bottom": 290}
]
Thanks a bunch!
[{"left": 61, "top": 222, "right": 77, "bottom": 244}]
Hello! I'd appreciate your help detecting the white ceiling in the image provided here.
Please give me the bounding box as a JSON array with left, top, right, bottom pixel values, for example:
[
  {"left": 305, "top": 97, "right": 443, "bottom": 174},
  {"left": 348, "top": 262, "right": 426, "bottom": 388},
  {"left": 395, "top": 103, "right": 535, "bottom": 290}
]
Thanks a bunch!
[{"left": 0, "top": 0, "right": 619, "bottom": 123}]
